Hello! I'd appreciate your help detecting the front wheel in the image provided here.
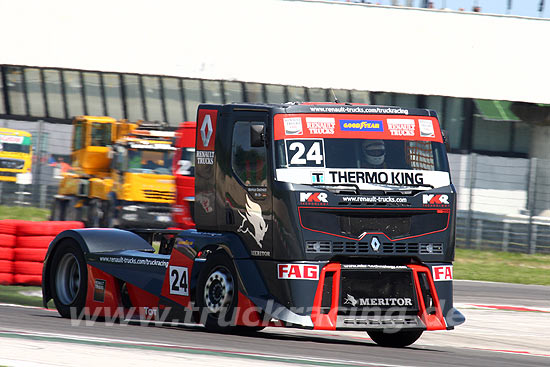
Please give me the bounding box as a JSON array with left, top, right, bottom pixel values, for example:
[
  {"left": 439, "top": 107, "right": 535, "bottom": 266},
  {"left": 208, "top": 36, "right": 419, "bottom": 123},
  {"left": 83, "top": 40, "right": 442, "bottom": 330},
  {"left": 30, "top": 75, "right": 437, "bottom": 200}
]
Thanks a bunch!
[
  {"left": 367, "top": 329, "right": 423, "bottom": 348},
  {"left": 50, "top": 199, "right": 66, "bottom": 221},
  {"left": 86, "top": 199, "right": 103, "bottom": 228},
  {"left": 103, "top": 199, "right": 120, "bottom": 228},
  {"left": 64, "top": 197, "right": 82, "bottom": 222},
  {"left": 196, "top": 252, "right": 238, "bottom": 332},
  {"left": 49, "top": 240, "right": 88, "bottom": 319}
]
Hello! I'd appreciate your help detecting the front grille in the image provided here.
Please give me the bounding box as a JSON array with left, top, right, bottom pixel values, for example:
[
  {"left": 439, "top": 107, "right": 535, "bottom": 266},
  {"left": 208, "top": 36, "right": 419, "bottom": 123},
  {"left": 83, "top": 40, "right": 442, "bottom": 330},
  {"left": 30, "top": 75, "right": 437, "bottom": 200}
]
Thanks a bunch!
[
  {"left": 299, "top": 207, "right": 448, "bottom": 241},
  {"left": 340, "top": 215, "right": 410, "bottom": 239},
  {"left": 306, "top": 240, "right": 443, "bottom": 255},
  {"left": 0, "top": 171, "right": 18, "bottom": 177},
  {"left": 383, "top": 242, "right": 419, "bottom": 253},
  {"left": 0, "top": 159, "right": 24, "bottom": 169},
  {"left": 142, "top": 190, "right": 174, "bottom": 201}
]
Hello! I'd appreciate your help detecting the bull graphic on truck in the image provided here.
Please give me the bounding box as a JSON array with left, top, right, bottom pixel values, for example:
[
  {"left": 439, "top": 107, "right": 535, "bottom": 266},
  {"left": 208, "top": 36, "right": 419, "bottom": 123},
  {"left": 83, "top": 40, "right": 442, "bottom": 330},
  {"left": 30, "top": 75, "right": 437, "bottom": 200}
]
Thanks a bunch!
[{"left": 237, "top": 195, "right": 268, "bottom": 248}]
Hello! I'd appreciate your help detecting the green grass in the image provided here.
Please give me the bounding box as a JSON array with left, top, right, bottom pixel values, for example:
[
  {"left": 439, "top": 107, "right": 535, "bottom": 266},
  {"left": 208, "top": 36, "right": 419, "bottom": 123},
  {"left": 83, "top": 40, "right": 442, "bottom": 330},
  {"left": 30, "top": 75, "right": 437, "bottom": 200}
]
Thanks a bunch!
[
  {"left": 0, "top": 205, "right": 50, "bottom": 221},
  {"left": 454, "top": 248, "right": 550, "bottom": 285},
  {"left": 0, "top": 285, "right": 45, "bottom": 308}
]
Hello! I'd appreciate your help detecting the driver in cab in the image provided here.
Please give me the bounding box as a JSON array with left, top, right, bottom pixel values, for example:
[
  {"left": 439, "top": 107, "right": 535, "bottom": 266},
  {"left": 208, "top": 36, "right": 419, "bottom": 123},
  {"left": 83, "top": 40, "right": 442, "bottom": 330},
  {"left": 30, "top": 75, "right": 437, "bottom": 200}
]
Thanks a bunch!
[{"left": 362, "top": 139, "right": 386, "bottom": 169}]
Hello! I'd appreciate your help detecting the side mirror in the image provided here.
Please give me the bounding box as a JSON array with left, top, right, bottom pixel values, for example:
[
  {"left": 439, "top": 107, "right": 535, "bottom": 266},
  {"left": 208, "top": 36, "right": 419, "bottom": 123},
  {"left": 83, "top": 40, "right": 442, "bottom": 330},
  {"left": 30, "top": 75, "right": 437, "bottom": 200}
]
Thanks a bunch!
[
  {"left": 442, "top": 130, "right": 450, "bottom": 151},
  {"left": 250, "top": 123, "right": 265, "bottom": 147}
]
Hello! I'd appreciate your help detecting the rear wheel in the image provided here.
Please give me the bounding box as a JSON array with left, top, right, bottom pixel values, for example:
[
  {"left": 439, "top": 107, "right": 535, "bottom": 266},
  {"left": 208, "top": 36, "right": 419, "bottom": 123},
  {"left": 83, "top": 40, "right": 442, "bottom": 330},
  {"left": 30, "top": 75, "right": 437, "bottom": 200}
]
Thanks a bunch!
[
  {"left": 367, "top": 329, "right": 423, "bottom": 348},
  {"left": 196, "top": 252, "right": 238, "bottom": 332},
  {"left": 49, "top": 240, "right": 87, "bottom": 318}
]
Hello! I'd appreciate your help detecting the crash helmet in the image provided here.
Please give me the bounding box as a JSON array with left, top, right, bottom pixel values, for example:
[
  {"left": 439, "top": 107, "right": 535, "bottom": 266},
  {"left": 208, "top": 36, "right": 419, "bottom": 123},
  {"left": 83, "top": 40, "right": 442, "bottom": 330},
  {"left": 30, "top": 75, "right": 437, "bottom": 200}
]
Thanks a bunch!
[{"left": 362, "top": 139, "right": 385, "bottom": 167}]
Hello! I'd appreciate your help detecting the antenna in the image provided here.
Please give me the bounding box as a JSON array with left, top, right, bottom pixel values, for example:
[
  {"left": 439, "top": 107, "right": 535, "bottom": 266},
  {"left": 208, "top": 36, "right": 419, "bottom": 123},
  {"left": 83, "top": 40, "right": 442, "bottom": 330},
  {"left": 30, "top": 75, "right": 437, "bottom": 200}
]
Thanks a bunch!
[{"left": 330, "top": 89, "right": 339, "bottom": 103}]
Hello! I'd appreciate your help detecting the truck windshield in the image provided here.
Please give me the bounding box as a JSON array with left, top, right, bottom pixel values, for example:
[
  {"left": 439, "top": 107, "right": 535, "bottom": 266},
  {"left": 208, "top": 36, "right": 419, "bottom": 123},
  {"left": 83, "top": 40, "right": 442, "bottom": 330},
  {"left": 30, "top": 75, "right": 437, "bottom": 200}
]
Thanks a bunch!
[
  {"left": 0, "top": 142, "right": 31, "bottom": 154},
  {"left": 275, "top": 138, "right": 450, "bottom": 189},
  {"left": 276, "top": 139, "right": 448, "bottom": 171},
  {"left": 127, "top": 149, "right": 174, "bottom": 175}
]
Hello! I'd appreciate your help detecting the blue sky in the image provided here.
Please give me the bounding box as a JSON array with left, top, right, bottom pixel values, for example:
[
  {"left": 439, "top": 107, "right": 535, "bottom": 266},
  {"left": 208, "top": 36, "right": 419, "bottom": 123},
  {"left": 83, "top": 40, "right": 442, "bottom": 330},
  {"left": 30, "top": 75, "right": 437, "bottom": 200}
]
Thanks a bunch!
[{"left": 373, "top": 1, "right": 548, "bottom": 18}]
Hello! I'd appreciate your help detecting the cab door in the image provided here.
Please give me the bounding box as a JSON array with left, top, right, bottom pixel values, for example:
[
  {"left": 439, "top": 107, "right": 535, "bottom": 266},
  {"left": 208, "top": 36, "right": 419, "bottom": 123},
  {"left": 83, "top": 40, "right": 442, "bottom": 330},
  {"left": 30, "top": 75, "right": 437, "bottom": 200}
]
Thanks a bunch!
[{"left": 223, "top": 110, "right": 272, "bottom": 258}]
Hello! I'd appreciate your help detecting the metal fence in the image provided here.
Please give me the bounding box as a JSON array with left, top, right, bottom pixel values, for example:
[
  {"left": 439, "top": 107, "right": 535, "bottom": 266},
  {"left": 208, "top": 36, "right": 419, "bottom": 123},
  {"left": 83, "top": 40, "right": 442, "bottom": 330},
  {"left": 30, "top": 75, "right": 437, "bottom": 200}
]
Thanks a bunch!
[
  {"left": 449, "top": 153, "right": 550, "bottom": 254},
  {"left": 1, "top": 118, "right": 549, "bottom": 254}
]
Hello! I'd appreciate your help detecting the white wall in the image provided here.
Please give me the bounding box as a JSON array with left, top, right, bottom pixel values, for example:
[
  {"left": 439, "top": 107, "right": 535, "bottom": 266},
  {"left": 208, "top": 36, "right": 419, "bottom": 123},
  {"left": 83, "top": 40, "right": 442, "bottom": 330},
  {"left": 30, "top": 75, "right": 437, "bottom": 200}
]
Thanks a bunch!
[{"left": 1, "top": 0, "right": 549, "bottom": 103}]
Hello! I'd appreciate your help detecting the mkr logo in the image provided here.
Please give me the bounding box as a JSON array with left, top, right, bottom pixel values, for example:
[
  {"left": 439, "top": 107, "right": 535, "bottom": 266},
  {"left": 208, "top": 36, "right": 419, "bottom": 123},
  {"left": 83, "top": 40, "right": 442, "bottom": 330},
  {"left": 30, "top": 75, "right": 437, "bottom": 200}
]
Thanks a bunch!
[{"left": 300, "top": 192, "right": 328, "bottom": 203}]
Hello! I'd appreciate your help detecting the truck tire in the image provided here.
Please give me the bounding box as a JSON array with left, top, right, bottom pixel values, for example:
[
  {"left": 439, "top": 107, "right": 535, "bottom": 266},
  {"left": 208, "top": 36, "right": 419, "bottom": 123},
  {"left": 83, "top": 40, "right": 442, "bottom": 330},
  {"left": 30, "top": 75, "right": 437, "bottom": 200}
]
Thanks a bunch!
[
  {"left": 14, "top": 248, "right": 48, "bottom": 262},
  {"left": 0, "top": 247, "right": 14, "bottom": 260},
  {"left": 65, "top": 198, "right": 82, "bottom": 222},
  {"left": 16, "top": 222, "right": 84, "bottom": 237},
  {"left": 13, "top": 274, "right": 41, "bottom": 286},
  {"left": 0, "top": 260, "right": 14, "bottom": 273},
  {"left": 366, "top": 329, "right": 423, "bottom": 348},
  {"left": 48, "top": 240, "right": 88, "bottom": 319},
  {"left": 0, "top": 220, "right": 24, "bottom": 235},
  {"left": 196, "top": 252, "right": 239, "bottom": 332},
  {"left": 87, "top": 199, "right": 103, "bottom": 228},
  {"left": 103, "top": 199, "right": 120, "bottom": 228},
  {"left": 16, "top": 236, "right": 56, "bottom": 249},
  {"left": 50, "top": 199, "right": 66, "bottom": 221},
  {"left": 0, "top": 272, "right": 14, "bottom": 285},
  {"left": 0, "top": 234, "right": 16, "bottom": 248},
  {"left": 14, "top": 261, "right": 43, "bottom": 275}
]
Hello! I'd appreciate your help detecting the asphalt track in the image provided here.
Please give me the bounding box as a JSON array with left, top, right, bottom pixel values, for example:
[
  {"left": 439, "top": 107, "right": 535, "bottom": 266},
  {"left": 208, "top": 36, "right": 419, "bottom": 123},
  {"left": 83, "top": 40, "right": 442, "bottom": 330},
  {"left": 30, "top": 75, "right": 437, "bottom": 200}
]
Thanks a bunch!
[{"left": 0, "top": 280, "right": 548, "bottom": 367}]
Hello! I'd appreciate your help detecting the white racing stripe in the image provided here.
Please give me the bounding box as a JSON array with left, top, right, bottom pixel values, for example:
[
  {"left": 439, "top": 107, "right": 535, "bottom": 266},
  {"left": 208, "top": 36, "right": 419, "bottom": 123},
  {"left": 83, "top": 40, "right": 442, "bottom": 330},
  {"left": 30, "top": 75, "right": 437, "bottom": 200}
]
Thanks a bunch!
[{"left": 0, "top": 328, "right": 418, "bottom": 367}]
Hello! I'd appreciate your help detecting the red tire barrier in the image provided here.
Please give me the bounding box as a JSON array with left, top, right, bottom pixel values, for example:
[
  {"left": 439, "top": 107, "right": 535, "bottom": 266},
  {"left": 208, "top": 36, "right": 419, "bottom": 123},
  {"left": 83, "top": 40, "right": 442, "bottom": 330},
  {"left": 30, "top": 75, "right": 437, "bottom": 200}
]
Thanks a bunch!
[
  {"left": 14, "top": 261, "right": 43, "bottom": 276},
  {"left": 14, "top": 248, "right": 47, "bottom": 263},
  {"left": 16, "top": 236, "right": 56, "bottom": 249},
  {"left": 13, "top": 274, "right": 41, "bottom": 286},
  {"left": 0, "top": 259, "right": 14, "bottom": 274},
  {"left": 0, "top": 247, "right": 15, "bottom": 261},
  {"left": 0, "top": 272, "right": 14, "bottom": 285},
  {"left": 16, "top": 221, "right": 85, "bottom": 237},
  {"left": 0, "top": 234, "right": 16, "bottom": 248},
  {"left": 0, "top": 220, "right": 25, "bottom": 235}
]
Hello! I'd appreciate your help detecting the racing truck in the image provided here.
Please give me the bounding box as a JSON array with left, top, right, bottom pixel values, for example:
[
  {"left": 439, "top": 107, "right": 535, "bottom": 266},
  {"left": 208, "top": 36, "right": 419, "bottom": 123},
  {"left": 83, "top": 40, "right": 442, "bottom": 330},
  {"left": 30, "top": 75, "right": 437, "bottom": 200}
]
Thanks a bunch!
[
  {"left": 0, "top": 127, "right": 32, "bottom": 183},
  {"left": 51, "top": 116, "right": 176, "bottom": 228},
  {"left": 171, "top": 121, "right": 196, "bottom": 229},
  {"left": 42, "top": 103, "right": 465, "bottom": 348}
]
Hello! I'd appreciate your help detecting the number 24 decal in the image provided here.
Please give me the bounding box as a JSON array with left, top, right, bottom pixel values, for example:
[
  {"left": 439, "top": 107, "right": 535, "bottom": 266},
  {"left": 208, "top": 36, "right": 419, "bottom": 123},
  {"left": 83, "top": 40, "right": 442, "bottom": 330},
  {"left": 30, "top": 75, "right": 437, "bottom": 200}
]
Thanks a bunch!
[
  {"left": 169, "top": 266, "right": 189, "bottom": 296},
  {"left": 286, "top": 139, "right": 324, "bottom": 167}
]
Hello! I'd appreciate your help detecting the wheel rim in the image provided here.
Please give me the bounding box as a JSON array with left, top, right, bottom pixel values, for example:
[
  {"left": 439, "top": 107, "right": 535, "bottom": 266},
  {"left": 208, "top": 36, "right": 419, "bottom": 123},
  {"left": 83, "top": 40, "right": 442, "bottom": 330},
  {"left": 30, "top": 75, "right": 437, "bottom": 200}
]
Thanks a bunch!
[
  {"left": 55, "top": 253, "right": 81, "bottom": 305},
  {"left": 203, "top": 266, "right": 234, "bottom": 314}
]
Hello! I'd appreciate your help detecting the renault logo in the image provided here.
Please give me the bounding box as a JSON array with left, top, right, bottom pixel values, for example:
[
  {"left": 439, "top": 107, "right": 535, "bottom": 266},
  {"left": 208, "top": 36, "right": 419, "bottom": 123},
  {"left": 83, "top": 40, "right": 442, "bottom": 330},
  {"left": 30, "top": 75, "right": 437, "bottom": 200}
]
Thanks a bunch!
[
  {"left": 370, "top": 237, "right": 381, "bottom": 252},
  {"left": 200, "top": 114, "right": 213, "bottom": 147}
]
